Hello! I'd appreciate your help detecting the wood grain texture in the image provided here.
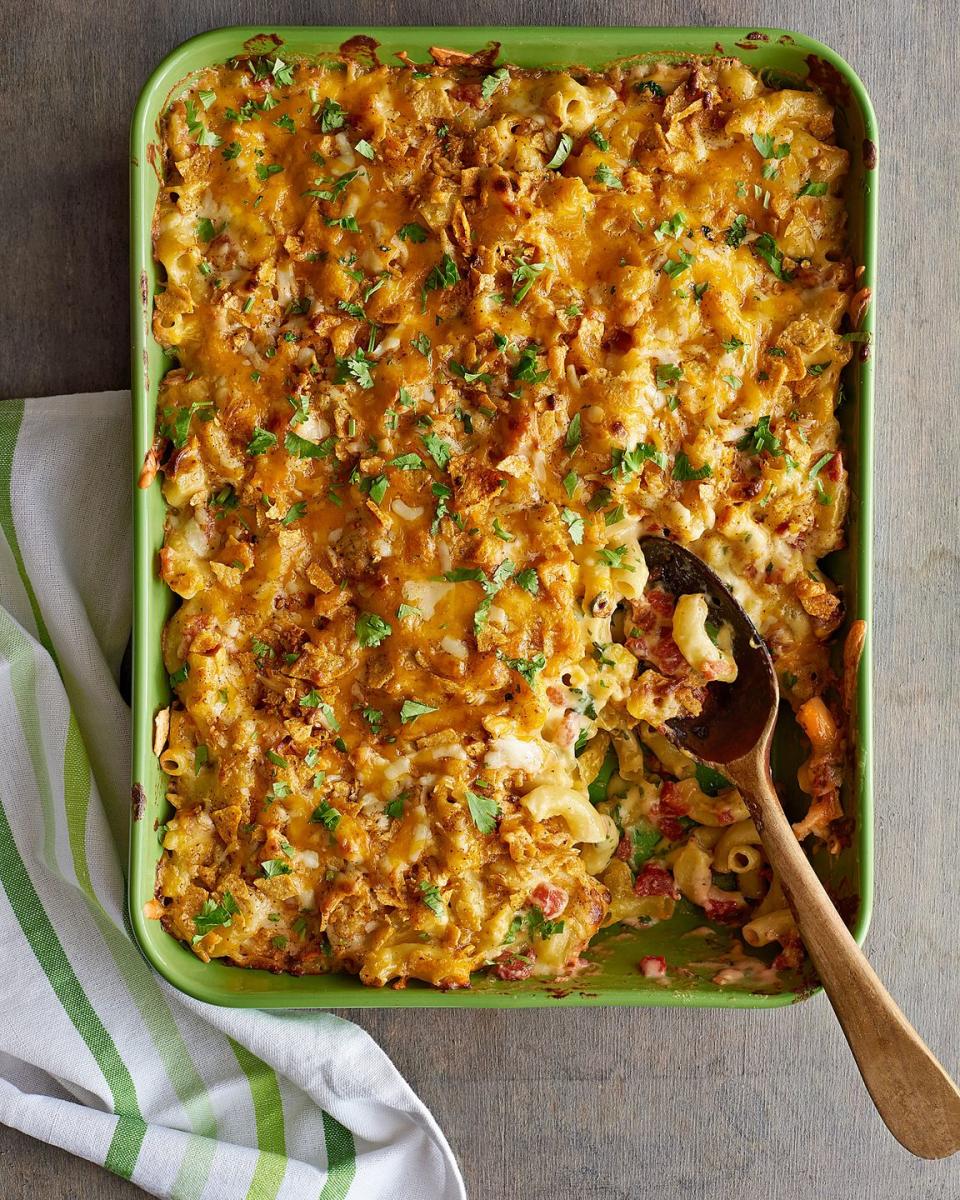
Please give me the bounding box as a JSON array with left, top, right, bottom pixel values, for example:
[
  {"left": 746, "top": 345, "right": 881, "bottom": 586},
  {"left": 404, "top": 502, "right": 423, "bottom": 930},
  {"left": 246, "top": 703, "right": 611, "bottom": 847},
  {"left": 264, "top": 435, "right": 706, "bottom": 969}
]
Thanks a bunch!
[{"left": 2, "top": 0, "right": 959, "bottom": 1196}]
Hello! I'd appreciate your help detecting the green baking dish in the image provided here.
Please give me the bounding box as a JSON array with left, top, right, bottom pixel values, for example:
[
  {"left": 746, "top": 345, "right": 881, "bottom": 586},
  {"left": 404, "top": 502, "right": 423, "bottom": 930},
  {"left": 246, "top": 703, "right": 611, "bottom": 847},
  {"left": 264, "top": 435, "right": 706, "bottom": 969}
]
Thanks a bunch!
[{"left": 130, "top": 25, "right": 877, "bottom": 1009}]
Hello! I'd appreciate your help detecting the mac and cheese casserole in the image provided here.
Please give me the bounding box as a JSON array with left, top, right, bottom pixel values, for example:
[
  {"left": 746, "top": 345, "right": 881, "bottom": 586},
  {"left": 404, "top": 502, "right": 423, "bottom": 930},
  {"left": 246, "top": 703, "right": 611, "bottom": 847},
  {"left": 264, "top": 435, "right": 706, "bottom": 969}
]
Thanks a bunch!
[{"left": 146, "top": 41, "right": 860, "bottom": 988}]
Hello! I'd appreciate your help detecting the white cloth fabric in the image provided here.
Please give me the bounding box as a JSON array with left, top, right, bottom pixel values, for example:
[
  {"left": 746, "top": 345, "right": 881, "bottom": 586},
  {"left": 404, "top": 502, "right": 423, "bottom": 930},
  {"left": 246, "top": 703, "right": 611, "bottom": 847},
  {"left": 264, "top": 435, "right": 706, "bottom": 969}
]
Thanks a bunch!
[{"left": 0, "top": 391, "right": 466, "bottom": 1200}]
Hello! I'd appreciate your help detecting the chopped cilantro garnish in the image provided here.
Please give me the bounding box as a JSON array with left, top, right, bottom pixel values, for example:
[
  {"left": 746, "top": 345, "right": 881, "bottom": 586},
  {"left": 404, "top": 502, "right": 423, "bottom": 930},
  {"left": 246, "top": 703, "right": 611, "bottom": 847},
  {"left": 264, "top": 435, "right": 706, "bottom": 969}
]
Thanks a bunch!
[
  {"left": 546, "top": 133, "right": 573, "bottom": 168},
  {"left": 169, "top": 663, "right": 188, "bottom": 688},
  {"left": 449, "top": 359, "right": 493, "bottom": 385},
  {"left": 334, "top": 347, "right": 375, "bottom": 389},
  {"left": 527, "top": 906, "right": 565, "bottom": 939},
  {"left": 503, "top": 914, "right": 524, "bottom": 944},
  {"left": 492, "top": 517, "right": 514, "bottom": 541},
  {"left": 589, "top": 127, "right": 610, "bottom": 151},
  {"left": 247, "top": 426, "right": 277, "bottom": 456},
  {"left": 400, "top": 699, "right": 438, "bottom": 723},
  {"left": 502, "top": 652, "right": 546, "bottom": 688},
  {"left": 663, "top": 249, "right": 694, "bottom": 279},
  {"left": 419, "top": 880, "right": 445, "bottom": 915},
  {"left": 310, "top": 799, "right": 341, "bottom": 831},
  {"left": 480, "top": 68, "right": 510, "bottom": 100},
  {"left": 390, "top": 452, "right": 425, "bottom": 470},
  {"left": 466, "top": 788, "right": 499, "bottom": 834},
  {"left": 421, "top": 433, "right": 451, "bottom": 469},
  {"left": 280, "top": 501, "right": 307, "bottom": 525},
  {"left": 362, "top": 707, "right": 383, "bottom": 732},
  {"left": 752, "top": 132, "right": 791, "bottom": 166},
  {"left": 356, "top": 611, "right": 392, "bottom": 647},
  {"left": 512, "top": 257, "right": 552, "bottom": 304},
  {"left": 424, "top": 253, "right": 460, "bottom": 298},
  {"left": 192, "top": 893, "right": 238, "bottom": 943},
  {"left": 431, "top": 480, "right": 453, "bottom": 533},
  {"left": 654, "top": 212, "right": 685, "bottom": 241},
  {"left": 300, "top": 691, "right": 339, "bottom": 732},
  {"left": 319, "top": 96, "right": 346, "bottom": 131},
  {"left": 752, "top": 233, "right": 793, "bottom": 281},
  {"left": 304, "top": 167, "right": 362, "bottom": 201},
  {"left": 565, "top": 411, "right": 582, "bottom": 452},
  {"left": 672, "top": 452, "right": 713, "bottom": 481},
  {"left": 594, "top": 163, "right": 622, "bottom": 189},
  {"left": 598, "top": 545, "right": 632, "bottom": 570},
  {"left": 655, "top": 362, "right": 683, "bottom": 389},
  {"left": 251, "top": 637, "right": 272, "bottom": 667},
  {"left": 411, "top": 332, "right": 431, "bottom": 358},
  {"left": 398, "top": 222, "right": 428, "bottom": 243},
  {"left": 738, "top": 416, "right": 782, "bottom": 456},
  {"left": 514, "top": 568, "right": 539, "bottom": 595},
  {"left": 184, "top": 99, "right": 221, "bottom": 147},
  {"left": 608, "top": 442, "right": 667, "bottom": 479},
  {"left": 511, "top": 344, "right": 549, "bottom": 382},
  {"left": 561, "top": 508, "right": 584, "bottom": 544},
  {"left": 444, "top": 567, "right": 486, "bottom": 583},
  {"left": 725, "top": 214, "right": 749, "bottom": 248},
  {"left": 270, "top": 57, "right": 294, "bottom": 85},
  {"left": 798, "top": 180, "right": 828, "bottom": 197},
  {"left": 366, "top": 474, "right": 388, "bottom": 505},
  {"left": 261, "top": 858, "right": 292, "bottom": 878}
]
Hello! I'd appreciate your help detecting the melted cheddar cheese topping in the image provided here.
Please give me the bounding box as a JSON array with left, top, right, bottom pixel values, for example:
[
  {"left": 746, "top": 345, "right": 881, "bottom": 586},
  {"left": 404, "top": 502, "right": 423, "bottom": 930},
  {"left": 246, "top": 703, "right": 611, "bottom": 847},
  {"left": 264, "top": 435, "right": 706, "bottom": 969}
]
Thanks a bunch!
[{"left": 150, "top": 45, "right": 854, "bottom": 987}]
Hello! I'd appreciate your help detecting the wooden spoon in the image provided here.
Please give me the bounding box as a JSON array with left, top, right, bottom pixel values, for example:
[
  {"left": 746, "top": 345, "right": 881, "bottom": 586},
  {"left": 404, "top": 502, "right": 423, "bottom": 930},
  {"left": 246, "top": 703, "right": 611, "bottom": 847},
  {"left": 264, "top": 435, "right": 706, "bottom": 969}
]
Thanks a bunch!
[{"left": 640, "top": 535, "right": 960, "bottom": 1159}]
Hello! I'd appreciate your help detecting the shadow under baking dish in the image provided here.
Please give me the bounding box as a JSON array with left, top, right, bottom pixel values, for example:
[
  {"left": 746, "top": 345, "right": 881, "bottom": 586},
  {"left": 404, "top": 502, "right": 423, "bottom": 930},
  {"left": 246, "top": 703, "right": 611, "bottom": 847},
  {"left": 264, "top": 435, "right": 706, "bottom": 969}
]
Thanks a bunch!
[{"left": 129, "top": 24, "right": 876, "bottom": 1009}]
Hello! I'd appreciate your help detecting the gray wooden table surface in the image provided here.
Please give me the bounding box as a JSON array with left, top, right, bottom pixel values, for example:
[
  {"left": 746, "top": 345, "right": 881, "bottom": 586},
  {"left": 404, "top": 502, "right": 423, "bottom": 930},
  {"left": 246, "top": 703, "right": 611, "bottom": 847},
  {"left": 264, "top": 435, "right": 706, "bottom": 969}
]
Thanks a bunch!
[{"left": 2, "top": 0, "right": 958, "bottom": 1196}]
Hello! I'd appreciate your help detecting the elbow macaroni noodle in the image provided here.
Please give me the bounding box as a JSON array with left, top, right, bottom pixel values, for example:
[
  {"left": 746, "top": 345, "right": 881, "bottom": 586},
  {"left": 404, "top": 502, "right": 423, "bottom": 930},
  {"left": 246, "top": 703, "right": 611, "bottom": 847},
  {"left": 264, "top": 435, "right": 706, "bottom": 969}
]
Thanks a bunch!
[{"left": 147, "top": 44, "right": 856, "bottom": 988}]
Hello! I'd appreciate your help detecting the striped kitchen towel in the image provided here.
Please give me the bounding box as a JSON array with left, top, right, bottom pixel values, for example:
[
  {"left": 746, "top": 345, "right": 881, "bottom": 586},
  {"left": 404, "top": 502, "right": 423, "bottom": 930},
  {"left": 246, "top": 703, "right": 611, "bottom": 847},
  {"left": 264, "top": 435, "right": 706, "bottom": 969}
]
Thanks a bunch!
[{"left": 0, "top": 392, "right": 466, "bottom": 1200}]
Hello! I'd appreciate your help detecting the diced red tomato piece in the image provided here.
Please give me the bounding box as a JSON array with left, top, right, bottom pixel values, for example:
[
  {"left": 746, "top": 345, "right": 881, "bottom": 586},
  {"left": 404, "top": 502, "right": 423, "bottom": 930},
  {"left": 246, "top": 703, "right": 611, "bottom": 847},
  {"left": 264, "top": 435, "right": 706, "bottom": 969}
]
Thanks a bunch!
[
  {"left": 773, "top": 934, "right": 804, "bottom": 971},
  {"left": 653, "top": 636, "right": 686, "bottom": 674},
  {"left": 645, "top": 587, "right": 675, "bottom": 616},
  {"left": 652, "top": 783, "right": 687, "bottom": 841},
  {"left": 658, "top": 781, "right": 686, "bottom": 812},
  {"left": 704, "top": 898, "right": 742, "bottom": 924},
  {"left": 638, "top": 955, "right": 667, "bottom": 979},
  {"left": 633, "top": 863, "right": 679, "bottom": 899},
  {"left": 530, "top": 882, "right": 568, "bottom": 919},
  {"left": 493, "top": 954, "right": 534, "bottom": 981}
]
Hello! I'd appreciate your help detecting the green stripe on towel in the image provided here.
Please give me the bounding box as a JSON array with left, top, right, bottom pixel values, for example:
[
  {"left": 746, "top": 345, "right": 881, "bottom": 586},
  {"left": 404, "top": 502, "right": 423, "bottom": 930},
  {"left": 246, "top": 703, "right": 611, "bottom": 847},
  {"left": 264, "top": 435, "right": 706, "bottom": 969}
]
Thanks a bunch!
[
  {"left": 230, "top": 1038, "right": 289, "bottom": 1199},
  {"left": 0, "top": 795, "right": 147, "bottom": 1178},
  {"left": 319, "top": 1110, "right": 357, "bottom": 1200}
]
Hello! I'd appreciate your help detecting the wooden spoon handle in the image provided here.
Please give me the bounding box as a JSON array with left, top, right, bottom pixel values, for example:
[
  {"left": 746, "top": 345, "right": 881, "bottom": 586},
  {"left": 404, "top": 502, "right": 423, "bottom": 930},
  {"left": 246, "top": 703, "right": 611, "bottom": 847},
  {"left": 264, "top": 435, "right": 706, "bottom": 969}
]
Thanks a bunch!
[{"left": 730, "top": 757, "right": 960, "bottom": 1159}]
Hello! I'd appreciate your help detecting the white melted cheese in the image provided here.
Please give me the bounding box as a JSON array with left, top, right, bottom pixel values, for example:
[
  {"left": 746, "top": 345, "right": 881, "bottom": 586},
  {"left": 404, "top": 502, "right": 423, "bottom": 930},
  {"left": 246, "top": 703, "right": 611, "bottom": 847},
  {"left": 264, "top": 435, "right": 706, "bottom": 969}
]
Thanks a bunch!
[
  {"left": 402, "top": 579, "right": 453, "bottom": 619},
  {"left": 485, "top": 736, "right": 545, "bottom": 773}
]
